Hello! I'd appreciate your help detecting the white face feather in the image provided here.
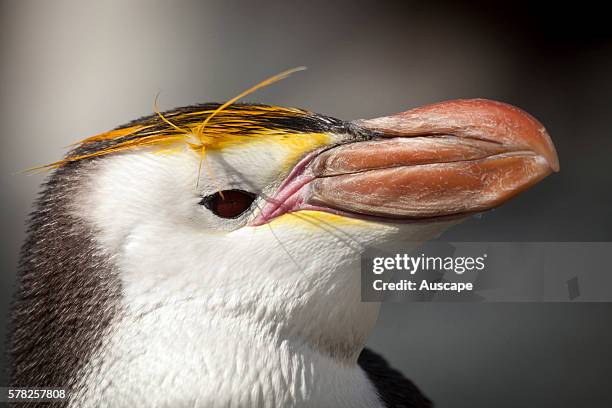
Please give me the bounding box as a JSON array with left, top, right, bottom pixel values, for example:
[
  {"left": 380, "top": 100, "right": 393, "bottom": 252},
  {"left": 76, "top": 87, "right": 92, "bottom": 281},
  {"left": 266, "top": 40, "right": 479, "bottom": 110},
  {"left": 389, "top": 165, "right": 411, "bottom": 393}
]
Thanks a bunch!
[{"left": 68, "top": 138, "right": 456, "bottom": 407}]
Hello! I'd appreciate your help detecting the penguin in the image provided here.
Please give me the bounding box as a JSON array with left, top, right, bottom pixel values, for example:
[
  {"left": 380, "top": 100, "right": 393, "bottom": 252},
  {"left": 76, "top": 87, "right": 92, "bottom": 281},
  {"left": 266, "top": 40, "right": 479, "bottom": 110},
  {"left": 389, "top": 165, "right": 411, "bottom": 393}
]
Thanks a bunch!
[{"left": 9, "top": 97, "right": 558, "bottom": 407}]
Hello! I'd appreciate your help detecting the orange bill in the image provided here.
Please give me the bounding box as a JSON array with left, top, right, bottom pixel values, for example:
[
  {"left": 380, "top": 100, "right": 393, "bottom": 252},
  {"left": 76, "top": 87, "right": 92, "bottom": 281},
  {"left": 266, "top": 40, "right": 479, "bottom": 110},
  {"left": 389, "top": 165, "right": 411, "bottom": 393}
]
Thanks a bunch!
[{"left": 253, "top": 99, "right": 559, "bottom": 224}]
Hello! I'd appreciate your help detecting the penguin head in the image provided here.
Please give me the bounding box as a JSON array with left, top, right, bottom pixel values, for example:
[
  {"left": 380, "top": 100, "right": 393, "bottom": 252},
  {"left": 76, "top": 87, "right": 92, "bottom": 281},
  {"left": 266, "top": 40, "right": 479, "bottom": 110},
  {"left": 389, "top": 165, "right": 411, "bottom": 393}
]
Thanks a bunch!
[{"left": 51, "top": 99, "right": 558, "bottom": 358}]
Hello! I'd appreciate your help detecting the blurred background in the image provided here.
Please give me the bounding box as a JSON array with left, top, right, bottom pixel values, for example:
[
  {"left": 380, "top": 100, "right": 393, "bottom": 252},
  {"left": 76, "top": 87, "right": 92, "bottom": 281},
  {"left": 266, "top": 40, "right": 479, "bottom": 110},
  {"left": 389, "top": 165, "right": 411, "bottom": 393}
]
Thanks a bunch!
[{"left": 1, "top": 1, "right": 611, "bottom": 406}]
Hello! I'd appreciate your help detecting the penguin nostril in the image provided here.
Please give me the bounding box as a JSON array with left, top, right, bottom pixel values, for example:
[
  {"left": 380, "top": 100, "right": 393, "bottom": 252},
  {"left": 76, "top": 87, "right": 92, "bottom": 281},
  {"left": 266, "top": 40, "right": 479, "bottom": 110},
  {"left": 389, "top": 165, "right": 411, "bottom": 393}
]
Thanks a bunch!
[{"left": 200, "top": 190, "right": 257, "bottom": 219}]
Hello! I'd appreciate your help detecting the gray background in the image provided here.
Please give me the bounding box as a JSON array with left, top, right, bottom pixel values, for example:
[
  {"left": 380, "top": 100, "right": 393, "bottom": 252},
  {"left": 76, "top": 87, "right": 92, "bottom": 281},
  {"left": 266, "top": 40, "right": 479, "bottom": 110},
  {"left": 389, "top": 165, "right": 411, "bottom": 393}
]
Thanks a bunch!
[{"left": 1, "top": 1, "right": 611, "bottom": 406}]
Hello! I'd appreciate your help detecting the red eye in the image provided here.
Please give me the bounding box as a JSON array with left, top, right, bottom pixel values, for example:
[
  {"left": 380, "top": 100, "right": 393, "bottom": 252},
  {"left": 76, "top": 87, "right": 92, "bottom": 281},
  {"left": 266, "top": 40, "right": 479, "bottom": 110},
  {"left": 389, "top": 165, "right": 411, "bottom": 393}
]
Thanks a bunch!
[{"left": 200, "top": 190, "right": 256, "bottom": 219}]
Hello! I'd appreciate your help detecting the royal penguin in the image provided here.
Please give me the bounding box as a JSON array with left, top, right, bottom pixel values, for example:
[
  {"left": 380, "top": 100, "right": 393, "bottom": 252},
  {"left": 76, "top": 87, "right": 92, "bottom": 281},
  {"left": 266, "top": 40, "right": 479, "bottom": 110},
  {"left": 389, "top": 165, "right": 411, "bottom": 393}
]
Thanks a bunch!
[{"left": 9, "top": 72, "right": 559, "bottom": 407}]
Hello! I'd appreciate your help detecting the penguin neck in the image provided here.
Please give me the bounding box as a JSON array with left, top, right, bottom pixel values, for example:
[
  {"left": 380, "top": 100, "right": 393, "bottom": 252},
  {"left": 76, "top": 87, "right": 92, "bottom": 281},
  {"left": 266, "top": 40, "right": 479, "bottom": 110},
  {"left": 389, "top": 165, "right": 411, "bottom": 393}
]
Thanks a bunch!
[{"left": 73, "top": 297, "right": 383, "bottom": 407}]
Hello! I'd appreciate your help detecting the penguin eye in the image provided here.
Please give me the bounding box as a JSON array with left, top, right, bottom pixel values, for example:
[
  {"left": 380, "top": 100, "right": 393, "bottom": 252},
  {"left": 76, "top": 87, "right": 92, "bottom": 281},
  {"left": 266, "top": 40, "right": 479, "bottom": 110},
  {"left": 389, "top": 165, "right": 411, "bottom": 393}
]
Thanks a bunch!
[{"left": 200, "top": 190, "right": 256, "bottom": 219}]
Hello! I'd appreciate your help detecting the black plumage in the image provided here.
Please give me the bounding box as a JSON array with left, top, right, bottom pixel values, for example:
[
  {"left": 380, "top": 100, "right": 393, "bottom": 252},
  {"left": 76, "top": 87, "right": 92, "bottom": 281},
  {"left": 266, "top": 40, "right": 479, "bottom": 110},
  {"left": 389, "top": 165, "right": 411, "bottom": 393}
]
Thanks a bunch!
[{"left": 359, "top": 348, "right": 433, "bottom": 408}]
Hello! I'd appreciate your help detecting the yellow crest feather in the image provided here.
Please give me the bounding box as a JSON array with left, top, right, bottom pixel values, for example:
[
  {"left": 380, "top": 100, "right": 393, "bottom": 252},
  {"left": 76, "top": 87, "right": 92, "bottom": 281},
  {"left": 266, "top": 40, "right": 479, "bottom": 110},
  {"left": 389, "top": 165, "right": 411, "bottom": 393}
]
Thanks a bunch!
[{"left": 33, "top": 67, "right": 308, "bottom": 173}]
